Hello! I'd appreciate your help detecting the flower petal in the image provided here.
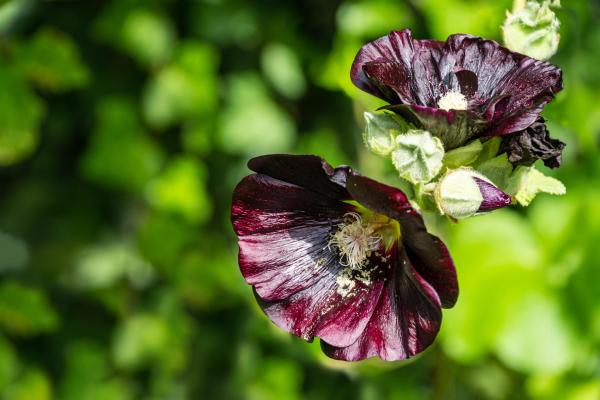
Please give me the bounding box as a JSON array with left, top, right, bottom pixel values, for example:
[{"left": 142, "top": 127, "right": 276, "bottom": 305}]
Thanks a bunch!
[
  {"left": 248, "top": 154, "right": 353, "bottom": 201},
  {"left": 500, "top": 118, "right": 565, "bottom": 169},
  {"left": 351, "top": 29, "right": 443, "bottom": 105},
  {"left": 386, "top": 103, "right": 487, "bottom": 149},
  {"left": 321, "top": 247, "right": 442, "bottom": 361},
  {"left": 255, "top": 269, "right": 385, "bottom": 347},
  {"left": 440, "top": 34, "right": 562, "bottom": 136},
  {"left": 346, "top": 175, "right": 458, "bottom": 308},
  {"left": 233, "top": 173, "right": 350, "bottom": 300}
]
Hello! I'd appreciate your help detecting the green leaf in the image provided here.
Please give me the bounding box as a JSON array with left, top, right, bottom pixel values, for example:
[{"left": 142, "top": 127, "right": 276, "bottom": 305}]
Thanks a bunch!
[
  {"left": 476, "top": 153, "right": 514, "bottom": 190},
  {"left": 0, "top": 231, "right": 28, "bottom": 273},
  {"left": 506, "top": 165, "right": 566, "bottom": 206},
  {"left": 0, "top": 281, "right": 59, "bottom": 336},
  {"left": 443, "top": 139, "right": 483, "bottom": 168},
  {"left": 391, "top": 129, "right": 444, "bottom": 184},
  {"left": 2, "top": 368, "right": 52, "bottom": 400},
  {"left": 474, "top": 137, "right": 502, "bottom": 165},
  {"left": 80, "top": 97, "right": 164, "bottom": 192},
  {"left": 112, "top": 314, "right": 170, "bottom": 370},
  {"left": 362, "top": 111, "right": 410, "bottom": 156},
  {"left": 59, "top": 341, "right": 133, "bottom": 400},
  {"left": 16, "top": 27, "right": 90, "bottom": 92},
  {"left": 72, "top": 242, "right": 154, "bottom": 290},
  {"left": 143, "top": 41, "right": 219, "bottom": 129},
  {"left": 94, "top": 5, "right": 176, "bottom": 67},
  {"left": 145, "top": 156, "right": 212, "bottom": 224},
  {"left": 261, "top": 43, "right": 306, "bottom": 99},
  {"left": 218, "top": 73, "right": 295, "bottom": 155},
  {"left": 0, "top": 67, "right": 44, "bottom": 166},
  {"left": 121, "top": 9, "right": 176, "bottom": 67},
  {"left": 0, "top": 335, "right": 19, "bottom": 391}
]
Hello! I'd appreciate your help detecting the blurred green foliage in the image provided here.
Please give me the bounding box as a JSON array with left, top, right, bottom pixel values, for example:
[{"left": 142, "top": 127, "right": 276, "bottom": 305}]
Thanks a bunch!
[{"left": 0, "top": 0, "right": 599, "bottom": 399}]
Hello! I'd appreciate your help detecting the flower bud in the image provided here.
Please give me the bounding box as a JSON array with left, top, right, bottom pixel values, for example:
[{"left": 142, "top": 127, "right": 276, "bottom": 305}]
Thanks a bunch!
[
  {"left": 435, "top": 168, "right": 512, "bottom": 220},
  {"left": 502, "top": 0, "right": 561, "bottom": 60},
  {"left": 362, "top": 111, "right": 409, "bottom": 156},
  {"left": 391, "top": 129, "right": 444, "bottom": 184}
]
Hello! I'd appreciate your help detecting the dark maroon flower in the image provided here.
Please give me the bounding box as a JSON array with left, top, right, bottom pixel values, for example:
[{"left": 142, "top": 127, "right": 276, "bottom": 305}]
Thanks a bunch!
[
  {"left": 351, "top": 29, "right": 562, "bottom": 150},
  {"left": 231, "top": 154, "right": 457, "bottom": 361},
  {"left": 500, "top": 118, "right": 565, "bottom": 169}
]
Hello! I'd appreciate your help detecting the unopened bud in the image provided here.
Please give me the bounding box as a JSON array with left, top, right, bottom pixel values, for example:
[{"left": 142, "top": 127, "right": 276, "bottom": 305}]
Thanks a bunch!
[
  {"left": 362, "top": 111, "right": 409, "bottom": 156},
  {"left": 502, "top": 0, "right": 561, "bottom": 60},
  {"left": 435, "top": 168, "right": 512, "bottom": 219}
]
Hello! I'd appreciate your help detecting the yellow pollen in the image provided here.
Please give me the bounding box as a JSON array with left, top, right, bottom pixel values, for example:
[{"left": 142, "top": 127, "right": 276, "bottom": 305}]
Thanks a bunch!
[{"left": 437, "top": 90, "right": 468, "bottom": 111}]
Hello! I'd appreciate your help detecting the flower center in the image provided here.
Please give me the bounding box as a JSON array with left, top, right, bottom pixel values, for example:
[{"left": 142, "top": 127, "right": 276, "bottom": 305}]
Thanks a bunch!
[
  {"left": 437, "top": 90, "right": 468, "bottom": 111},
  {"left": 328, "top": 210, "right": 401, "bottom": 297},
  {"left": 329, "top": 213, "right": 382, "bottom": 271}
]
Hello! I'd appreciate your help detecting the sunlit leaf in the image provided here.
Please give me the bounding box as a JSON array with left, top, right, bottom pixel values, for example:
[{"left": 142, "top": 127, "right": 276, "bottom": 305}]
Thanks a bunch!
[
  {"left": 71, "top": 242, "right": 154, "bottom": 290},
  {"left": 143, "top": 41, "right": 219, "bottom": 129},
  {"left": 0, "top": 67, "right": 44, "bottom": 166},
  {"left": 145, "top": 156, "right": 212, "bottom": 224},
  {"left": 0, "top": 281, "right": 59, "bottom": 336},
  {"left": 16, "top": 27, "right": 90, "bottom": 91},
  {"left": 2, "top": 368, "right": 52, "bottom": 400},
  {"left": 113, "top": 314, "right": 170, "bottom": 370},
  {"left": 218, "top": 73, "right": 295, "bottom": 155},
  {"left": 261, "top": 43, "right": 305, "bottom": 99}
]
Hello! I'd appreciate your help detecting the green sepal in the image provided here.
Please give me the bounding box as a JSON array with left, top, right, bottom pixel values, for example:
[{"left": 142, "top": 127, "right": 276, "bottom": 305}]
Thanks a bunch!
[
  {"left": 362, "top": 111, "right": 410, "bottom": 156},
  {"left": 443, "top": 139, "right": 483, "bottom": 168},
  {"left": 505, "top": 165, "right": 566, "bottom": 206},
  {"left": 391, "top": 129, "right": 444, "bottom": 184}
]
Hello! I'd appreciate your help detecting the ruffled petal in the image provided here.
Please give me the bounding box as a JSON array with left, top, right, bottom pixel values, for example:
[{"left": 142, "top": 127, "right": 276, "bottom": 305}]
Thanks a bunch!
[
  {"left": 351, "top": 29, "right": 443, "bottom": 105},
  {"left": 439, "top": 34, "right": 562, "bottom": 136},
  {"left": 346, "top": 175, "right": 458, "bottom": 308},
  {"left": 233, "top": 173, "right": 350, "bottom": 300},
  {"left": 321, "top": 247, "right": 442, "bottom": 361}
]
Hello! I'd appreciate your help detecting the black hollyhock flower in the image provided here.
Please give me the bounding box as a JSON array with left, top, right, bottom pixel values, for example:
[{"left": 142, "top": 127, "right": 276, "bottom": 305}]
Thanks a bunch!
[
  {"left": 351, "top": 29, "right": 562, "bottom": 150},
  {"left": 500, "top": 118, "right": 565, "bottom": 169},
  {"left": 231, "top": 154, "right": 458, "bottom": 361}
]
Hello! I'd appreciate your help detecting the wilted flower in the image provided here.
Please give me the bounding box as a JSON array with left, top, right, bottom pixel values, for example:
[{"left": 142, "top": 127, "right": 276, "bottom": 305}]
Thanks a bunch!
[
  {"left": 435, "top": 168, "right": 512, "bottom": 220},
  {"left": 231, "top": 154, "right": 458, "bottom": 361},
  {"left": 500, "top": 118, "right": 565, "bottom": 168},
  {"left": 351, "top": 29, "right": 562, "bottom": 150}
]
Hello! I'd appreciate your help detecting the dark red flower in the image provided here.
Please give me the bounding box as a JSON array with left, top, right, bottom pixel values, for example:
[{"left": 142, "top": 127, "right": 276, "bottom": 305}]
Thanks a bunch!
[
  {"left": 351, "top": 29, "right": 562, "bottom": 150},
  {"left": 231, "top": 154, "right": 457, "bottom": 361}
]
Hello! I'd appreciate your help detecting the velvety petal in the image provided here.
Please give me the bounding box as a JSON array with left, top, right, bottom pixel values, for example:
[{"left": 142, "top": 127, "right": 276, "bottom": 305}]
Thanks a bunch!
[
  {"left": 353, "top": 31, "right": 562, "bottom": 146},
  {"left": 321, "top": 247, "right": 442, "bottom": 361},
  {"left": 439, "top": 34, "right": 562, "bottom": 136},
  {"left": 346, "top": 175, "right": 459, "bottom": 308},
  {"left": 351, "top": 29, "right": 443, "bottom": 105},
  {"left": 386, "top": 104, "right": 487, "bottom": 150},
  {"left": 233, "top": 173, "right": 351, "bottom": 301},
  {"left": 255, "top": 267, "right": 386, "bottom": 348},
  {"left": 248, "top": 154, "right": 353, "bottom": 201},
  {"left": 439, "top": 34, "right": 524, "bottom": 100}
]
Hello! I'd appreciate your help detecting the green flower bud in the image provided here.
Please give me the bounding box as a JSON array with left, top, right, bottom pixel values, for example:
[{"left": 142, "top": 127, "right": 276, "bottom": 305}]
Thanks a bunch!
[
  {"left": 435, "top": 168, "right": 512, "bottom": 220},
  {"left": 362, "top": 111, "right": 408, "bottom": 156},
  {"left": 391, "top": 129, "right": 444, "bottom": 184},
  {"left": 502, "top": 0, "right": 561, "bottom": 60}
]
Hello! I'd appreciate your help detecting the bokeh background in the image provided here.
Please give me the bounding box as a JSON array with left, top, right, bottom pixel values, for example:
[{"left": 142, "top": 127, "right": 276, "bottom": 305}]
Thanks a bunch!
[{"left": 0, "top": 0, "right": 599, "bottom": 399}]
